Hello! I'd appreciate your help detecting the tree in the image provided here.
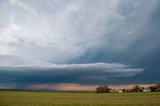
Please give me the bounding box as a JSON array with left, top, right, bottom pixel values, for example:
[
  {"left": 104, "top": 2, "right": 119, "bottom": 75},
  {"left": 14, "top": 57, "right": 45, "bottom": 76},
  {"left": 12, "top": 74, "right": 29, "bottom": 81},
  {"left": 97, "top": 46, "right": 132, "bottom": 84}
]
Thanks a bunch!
[
  {"left": 155, "top": 84, "right": 160, "bottom": 92},
  {"left": 139, "top": 87, "right": 145, "bottom": 92},
  {"left": 133, "top": 85, "right": 141, "bottom": 92},
  {"left": 155, "top": 84, "right": 160, "bottom": 88},
  {"left": 96, "top": 86, "right": 110, "bottom": 93},
  {"left": 148, "top": 86, "right": 156, "bottom": 92}
]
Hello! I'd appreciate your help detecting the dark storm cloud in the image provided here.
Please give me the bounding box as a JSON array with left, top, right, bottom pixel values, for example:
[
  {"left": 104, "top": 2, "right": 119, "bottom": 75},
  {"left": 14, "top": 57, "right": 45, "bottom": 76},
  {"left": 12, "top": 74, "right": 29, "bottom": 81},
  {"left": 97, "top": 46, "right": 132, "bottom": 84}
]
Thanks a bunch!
[
  {"left": 72, "top": 2, "right": 160, "bottom": 84},
  {"left": 0, "top": 0, "right": 160, "bottom": 89},
  {"left": 0, "top": 63, "right": 143, "bottom": 84}
]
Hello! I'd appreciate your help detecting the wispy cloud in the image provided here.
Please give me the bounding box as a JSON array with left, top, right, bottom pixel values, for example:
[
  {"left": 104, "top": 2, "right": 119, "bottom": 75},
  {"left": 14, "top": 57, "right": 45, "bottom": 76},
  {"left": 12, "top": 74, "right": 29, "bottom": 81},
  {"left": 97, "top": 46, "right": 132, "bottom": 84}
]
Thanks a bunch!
[
  {"left": 0, "top": 0, "right": 159, "bottom": 63},
  {"left": 9, "top": 0, "right": 37, "bottom": 14}
]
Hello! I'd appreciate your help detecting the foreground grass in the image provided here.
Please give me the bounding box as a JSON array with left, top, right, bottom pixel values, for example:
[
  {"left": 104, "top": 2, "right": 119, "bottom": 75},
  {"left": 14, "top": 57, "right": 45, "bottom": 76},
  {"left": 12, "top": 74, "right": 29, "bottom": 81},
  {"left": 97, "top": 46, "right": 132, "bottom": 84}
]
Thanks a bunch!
[{"left": 0, "top": 90, "right": 160, "bottom": 106}]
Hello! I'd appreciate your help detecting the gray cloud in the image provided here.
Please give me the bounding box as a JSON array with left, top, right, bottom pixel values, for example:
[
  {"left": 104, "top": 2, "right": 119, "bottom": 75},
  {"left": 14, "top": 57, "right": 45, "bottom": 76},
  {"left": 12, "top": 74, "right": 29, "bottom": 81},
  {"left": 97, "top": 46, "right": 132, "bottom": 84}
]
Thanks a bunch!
[
  {"left": 0, "top": 0, "right": 159, "bottom": 63},
  {"left": 0, "top": 0, "right": 159, "bottom": 88}
]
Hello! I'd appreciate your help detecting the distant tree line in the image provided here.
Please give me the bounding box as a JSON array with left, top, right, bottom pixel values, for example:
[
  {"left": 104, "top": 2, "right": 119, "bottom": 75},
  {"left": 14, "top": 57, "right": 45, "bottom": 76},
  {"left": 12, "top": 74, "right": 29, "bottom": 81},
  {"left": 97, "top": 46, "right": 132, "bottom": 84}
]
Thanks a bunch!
[{"left": 96, "top": 84, "right": 160, "bottom": 93}]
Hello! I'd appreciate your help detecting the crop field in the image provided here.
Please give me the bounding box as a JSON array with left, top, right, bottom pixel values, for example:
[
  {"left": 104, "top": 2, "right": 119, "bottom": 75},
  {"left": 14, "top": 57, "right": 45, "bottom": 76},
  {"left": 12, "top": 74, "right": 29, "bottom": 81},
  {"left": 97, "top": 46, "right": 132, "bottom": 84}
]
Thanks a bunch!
[{"left": 0, "top": 90, "right": 160, "bottom": 106}]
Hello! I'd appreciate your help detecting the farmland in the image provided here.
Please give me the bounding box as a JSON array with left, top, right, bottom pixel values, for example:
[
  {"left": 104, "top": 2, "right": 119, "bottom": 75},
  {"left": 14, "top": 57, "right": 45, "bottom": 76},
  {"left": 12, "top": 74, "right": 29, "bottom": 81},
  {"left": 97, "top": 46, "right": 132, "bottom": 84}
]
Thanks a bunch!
[{"left": 0, "top": 90, "right": 160, "bottom": 106}]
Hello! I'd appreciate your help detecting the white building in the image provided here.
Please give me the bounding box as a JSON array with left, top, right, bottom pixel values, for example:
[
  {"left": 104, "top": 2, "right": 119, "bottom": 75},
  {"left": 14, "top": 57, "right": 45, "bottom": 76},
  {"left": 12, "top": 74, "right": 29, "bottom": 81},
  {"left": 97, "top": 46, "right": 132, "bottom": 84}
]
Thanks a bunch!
[
  {"left": 142, "top": 88, "right": 151, "bottom": 92},
  {"left": 109, "top": 89, "right": 123, "bottom": 93}
]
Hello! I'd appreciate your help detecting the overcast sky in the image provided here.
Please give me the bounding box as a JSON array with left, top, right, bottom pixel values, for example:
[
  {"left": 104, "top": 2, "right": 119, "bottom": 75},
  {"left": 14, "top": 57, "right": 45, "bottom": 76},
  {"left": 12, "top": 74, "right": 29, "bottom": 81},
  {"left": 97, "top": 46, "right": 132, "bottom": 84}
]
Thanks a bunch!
[{"left": 0, "top": 0, "right": 160, "bottom": 90}]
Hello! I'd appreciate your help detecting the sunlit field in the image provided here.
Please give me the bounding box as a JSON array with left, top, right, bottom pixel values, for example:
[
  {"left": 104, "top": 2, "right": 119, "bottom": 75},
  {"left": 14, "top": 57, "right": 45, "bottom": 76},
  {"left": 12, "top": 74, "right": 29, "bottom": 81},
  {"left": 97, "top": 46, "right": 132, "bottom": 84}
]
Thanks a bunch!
[{"left": 0, "top": 90, "right": 160, "bottom": 106}]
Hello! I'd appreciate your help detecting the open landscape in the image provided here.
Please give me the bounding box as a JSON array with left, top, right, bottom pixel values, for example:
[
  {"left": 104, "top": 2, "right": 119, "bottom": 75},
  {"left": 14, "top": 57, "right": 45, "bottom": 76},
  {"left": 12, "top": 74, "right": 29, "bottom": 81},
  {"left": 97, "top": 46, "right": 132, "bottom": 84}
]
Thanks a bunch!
[
  {"left": 0, "top": 90, "right": 160, "bottom": 106},
  {"left": 0, "top": 0, "right": 160, "bottom": 106}
]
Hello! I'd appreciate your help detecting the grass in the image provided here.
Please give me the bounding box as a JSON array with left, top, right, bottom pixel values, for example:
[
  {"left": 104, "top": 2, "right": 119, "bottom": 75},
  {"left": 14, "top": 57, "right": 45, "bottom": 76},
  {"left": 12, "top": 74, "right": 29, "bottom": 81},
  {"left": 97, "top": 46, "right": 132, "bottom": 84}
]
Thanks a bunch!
[{"left": 0, "top": 90, "right": 160, "bottom": 106}]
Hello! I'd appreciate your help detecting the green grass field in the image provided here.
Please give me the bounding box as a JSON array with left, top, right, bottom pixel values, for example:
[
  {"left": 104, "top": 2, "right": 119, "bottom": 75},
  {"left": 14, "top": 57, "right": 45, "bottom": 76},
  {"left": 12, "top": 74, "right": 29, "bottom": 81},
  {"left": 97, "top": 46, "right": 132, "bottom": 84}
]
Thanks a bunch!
[{"left": 0, "top": 90, "right": 160, "bottom": 106}]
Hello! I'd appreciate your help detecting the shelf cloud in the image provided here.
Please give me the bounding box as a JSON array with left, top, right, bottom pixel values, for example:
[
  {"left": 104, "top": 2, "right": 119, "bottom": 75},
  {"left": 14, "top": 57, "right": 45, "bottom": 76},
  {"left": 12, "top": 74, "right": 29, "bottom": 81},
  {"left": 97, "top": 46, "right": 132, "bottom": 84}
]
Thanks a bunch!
[{"left": 0, "top": 60, "right": 143, "bottom": 84}]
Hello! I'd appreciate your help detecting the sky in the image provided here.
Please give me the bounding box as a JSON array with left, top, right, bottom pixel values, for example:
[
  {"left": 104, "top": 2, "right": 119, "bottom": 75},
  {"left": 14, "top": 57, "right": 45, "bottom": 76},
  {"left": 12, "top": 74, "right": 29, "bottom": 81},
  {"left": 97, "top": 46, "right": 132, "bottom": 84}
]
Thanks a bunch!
[{"left": 0, "top": 0, "right": 160, "bottom": 90}]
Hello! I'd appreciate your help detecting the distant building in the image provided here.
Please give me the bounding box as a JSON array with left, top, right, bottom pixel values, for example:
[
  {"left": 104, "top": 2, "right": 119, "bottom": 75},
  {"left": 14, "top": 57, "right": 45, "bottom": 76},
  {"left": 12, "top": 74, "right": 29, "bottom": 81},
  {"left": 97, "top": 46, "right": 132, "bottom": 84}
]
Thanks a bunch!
[
  {"left": 109, "top": 89, "right": 117, "bottom": 93},
  {"left": 117, "top": 90, "right": 123, "bottom": 93},
  {"left": 142, "top": 88, "right": 151, "bottom": 92},
  {"left": 109, "top": 89, "right": 123, "bottom": 93}
]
